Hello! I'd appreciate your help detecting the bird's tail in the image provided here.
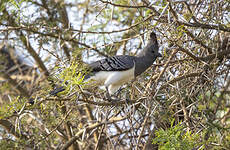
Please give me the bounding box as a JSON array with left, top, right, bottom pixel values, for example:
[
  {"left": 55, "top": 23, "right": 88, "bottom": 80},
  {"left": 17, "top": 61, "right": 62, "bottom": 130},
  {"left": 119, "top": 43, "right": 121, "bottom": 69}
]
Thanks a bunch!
[
  {"left": 49, "top": 85, "right": 65, "bottom": 96},
  {"left": 49, "top": 72, "right": 92, "bottom": 96}
]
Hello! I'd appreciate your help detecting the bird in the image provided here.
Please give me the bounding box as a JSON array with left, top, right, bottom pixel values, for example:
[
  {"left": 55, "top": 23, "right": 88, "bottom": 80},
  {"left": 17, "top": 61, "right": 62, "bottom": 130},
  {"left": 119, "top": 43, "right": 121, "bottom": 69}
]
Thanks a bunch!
[{"left": 50, "top": 31, "right": 162, "bottom": 98}]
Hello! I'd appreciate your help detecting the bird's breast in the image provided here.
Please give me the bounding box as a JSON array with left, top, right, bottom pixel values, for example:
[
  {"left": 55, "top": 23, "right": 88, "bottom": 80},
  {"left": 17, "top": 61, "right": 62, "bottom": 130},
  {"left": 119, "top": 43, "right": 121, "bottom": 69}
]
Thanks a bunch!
[{"left": 88, "top": 65, "right": 135, "bottom": 87}]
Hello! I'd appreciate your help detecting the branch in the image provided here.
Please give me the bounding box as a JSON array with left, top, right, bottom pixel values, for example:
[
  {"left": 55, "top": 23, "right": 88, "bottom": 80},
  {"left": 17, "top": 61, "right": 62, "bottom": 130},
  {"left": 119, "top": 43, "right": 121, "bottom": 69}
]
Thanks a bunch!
[
  {"left": 56, "top": 1, "right": 71, "bottom": 61},
  {"left": 144, "top": 49, "right": 178, "bottom": 95},
  {"left": 100, "top": 0, "right": 152, "bottom": 9},
  {"left": 19, "top": 33, "right": 49, "bottom": 76},
  {"left": 177, "top": 46, "right": 201, "bottom": 62},
  {"left": 199, "top": 49, "right": 230, "bottom": 62},
  {"left": 59, "top": 117, "right": 126, "bottom": 150},
  {"left": 40, "top": 96, "right": 147, "bottom": 106},
  {"left": 160, "top": 72, "right": 202, "bottom": 90},
  {"left": 0, "top": 119, "right": 28, "bottom": 139},
  {"left": 167, "top": 1, "right": 213, "bottom": 53},
  {"left": 0, "top": 72, "right": 30, "bottom": 98},
  {"left": 177, "top": 21, "right": 230, "bottom": 33},
  {"left": 36, "top": 108, "right": 73, "bottom": 145},
  {"left": 3, "top": 9, "right": 49, "bottom": 77}
]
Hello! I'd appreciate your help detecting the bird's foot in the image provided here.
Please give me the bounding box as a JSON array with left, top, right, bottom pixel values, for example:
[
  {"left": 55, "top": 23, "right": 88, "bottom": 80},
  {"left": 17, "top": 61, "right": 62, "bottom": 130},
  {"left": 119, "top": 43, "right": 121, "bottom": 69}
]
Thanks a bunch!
[
  {"left": 105, "top": 86, "right": 113, "bottom": 101},
  {"left": 104, "top": 93, "right": 118, "bottom": 105},
  {"left": 125, "top": 98, "right": 132, "bottom": 103},
  {"left": 114, "top": 87, "right": 123, "bottom": 98},
  {"left": 105, "top": 92, "right": 113, "bottom": 101}
]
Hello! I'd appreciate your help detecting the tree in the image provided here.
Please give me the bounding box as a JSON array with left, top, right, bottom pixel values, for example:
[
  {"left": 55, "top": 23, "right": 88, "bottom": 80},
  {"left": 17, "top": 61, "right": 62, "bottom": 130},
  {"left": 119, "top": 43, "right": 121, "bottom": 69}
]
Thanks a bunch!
[{"left": 0, "top": 0, "right": 229, "bottom": 149}]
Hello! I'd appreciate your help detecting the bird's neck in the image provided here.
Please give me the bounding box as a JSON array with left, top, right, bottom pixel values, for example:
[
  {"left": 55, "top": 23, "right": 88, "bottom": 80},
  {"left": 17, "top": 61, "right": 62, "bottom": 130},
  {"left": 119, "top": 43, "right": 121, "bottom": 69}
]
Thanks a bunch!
[{"left": 134, "top": 55, "right": 156, "bottom": 77}]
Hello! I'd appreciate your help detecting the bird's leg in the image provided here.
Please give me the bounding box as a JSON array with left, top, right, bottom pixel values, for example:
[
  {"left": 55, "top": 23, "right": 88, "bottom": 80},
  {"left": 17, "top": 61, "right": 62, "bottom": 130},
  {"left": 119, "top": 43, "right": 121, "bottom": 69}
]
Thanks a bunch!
[
  {"left": 125, "top": 98, "right": 132, "bottom": 103},
  {"left": 115, "top": 87, "right": 123, "bottom": 98},
  {"left": 105, "top": 86, "right": 112, "bottom": 101}
]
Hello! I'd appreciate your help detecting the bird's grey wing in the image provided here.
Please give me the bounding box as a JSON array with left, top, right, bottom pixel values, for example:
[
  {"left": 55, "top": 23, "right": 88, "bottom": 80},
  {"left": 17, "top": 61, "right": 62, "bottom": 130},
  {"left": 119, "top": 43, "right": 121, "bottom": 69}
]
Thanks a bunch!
[{"left": 89, "top": 55, "right": 135, "bottom": 73}]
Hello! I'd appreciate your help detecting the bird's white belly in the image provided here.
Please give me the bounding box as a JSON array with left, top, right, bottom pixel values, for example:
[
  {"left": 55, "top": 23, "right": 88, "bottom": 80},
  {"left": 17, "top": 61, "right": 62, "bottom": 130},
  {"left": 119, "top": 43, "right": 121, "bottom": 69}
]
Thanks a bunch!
[{"left": 88, "top": 66, "right": 135, "bottom": 93}]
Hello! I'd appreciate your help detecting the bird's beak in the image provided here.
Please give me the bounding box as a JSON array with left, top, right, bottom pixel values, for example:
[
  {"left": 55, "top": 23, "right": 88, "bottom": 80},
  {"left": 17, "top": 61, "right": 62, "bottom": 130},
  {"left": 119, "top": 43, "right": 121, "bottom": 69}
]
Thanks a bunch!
[{"left": 157, "top": 53, "right": 162, "bottom": 57}]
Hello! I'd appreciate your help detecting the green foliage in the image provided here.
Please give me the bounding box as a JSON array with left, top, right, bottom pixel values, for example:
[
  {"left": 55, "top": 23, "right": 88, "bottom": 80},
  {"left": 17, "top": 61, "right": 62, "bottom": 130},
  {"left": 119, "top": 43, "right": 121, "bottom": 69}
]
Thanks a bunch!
[
  {"left": 0, "top": 82, "right": 10, "bottom": 92},
  {"left": 0, "top": 0, "right": 27, "bottom": 23},
  {"left": 0, "top": 139, "right": 17, "bottom": 149},
  {"left": 0, "top": 0, "right": 8, "bottom": 11},
  {"left": 176, "top": 25, "right": 186, "bottom": 37},
  {"left": 54, "top": 61, "right": 86, "bottom": 96},
  {"left": 0, "top": 0, "right": 229, "bottom": 149},
  {"left": 9, "top": 0, "right": 25, "bottom": 9},
  {"left": 0, "top": 96, "right": 26, "bottom": 119},
  {"left": 153, "top": 120, "right": 201, "bottom": 150},
  {"left": 0, "top": 137, "right": 28, "bottom": 150}
]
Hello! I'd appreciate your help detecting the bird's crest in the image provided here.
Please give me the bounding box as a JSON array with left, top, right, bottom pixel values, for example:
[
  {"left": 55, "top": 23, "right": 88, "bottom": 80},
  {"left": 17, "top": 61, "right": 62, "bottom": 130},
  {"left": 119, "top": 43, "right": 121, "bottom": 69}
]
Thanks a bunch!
[
  {"left": 150, "top": 31, "right": 157, "bottom": 41},
  {"left": 149, "top": 31, "right": 158, "bottom": 46}
]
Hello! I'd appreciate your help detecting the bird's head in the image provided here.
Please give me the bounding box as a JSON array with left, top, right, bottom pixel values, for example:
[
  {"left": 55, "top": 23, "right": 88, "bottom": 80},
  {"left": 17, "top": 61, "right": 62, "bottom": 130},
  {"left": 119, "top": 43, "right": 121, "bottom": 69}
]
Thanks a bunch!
[
  {"left": 151, "top": 46, "right": 162, "bottom": 58},
  {"left": 137, "top": 31, "right": 162, "bottom": 58}
]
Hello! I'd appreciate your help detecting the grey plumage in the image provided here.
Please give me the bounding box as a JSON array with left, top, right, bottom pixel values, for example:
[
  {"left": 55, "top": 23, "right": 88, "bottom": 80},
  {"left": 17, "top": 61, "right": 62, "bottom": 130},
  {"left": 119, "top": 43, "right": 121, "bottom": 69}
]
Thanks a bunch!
[
  {"left": 134, "top": 32, "right": 161, "bottom": 76},
  {"left": 50, "top": 31, "right": 161, "bottom": 95},
  {"left": 86, "top": 32, "right": 161, "bottom": 78},
  {"left": 84, "top": 55, "right": 135, "bottom": 80}
]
